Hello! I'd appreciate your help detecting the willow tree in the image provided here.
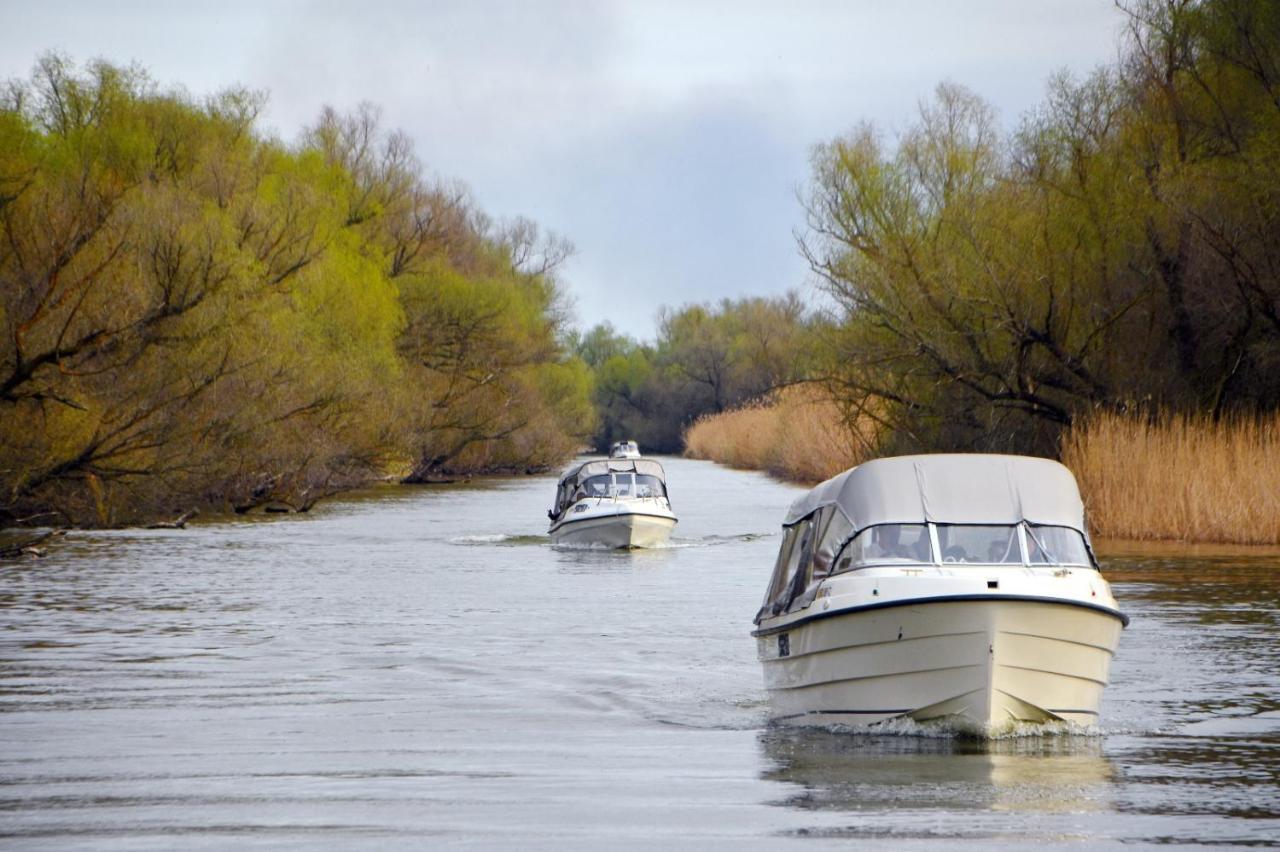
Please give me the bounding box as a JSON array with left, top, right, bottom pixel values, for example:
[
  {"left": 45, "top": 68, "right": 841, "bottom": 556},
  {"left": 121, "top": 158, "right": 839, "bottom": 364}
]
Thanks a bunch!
[
  {"left": 0, "top": 57, "right": 410, "bottom": 524},
  {"left": 302, "top": 105, "right": 593, "bottom": 481},
  {"left": 1, "top": 56, "right": 591, "bottom": 526},
  {"left": 803, "top": 0, "right": 1280, "bottom": 453}
]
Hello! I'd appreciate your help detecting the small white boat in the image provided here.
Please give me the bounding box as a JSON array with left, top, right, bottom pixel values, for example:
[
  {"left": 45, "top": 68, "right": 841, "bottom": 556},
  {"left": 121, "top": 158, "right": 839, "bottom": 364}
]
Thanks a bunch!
[
  {"left": 548, "top": 452, "right": 677, "bottom": 548},
  {"left": 609, "top": 440, "right": 642, "bottom": 459},
  {"left": 754, "top": 454, "right": 1127, "bottom": 734}
]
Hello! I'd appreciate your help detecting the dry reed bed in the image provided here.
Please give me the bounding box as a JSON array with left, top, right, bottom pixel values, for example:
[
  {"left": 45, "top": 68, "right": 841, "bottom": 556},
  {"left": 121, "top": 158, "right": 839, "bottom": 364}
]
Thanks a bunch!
[
  {"left": 689, "top": 397, "right": 1280, "bottom": 545},
  {"left": 1062, "top": 411, "right": 1280, "bottom": 545},
  {"left": 683, "top": 387, "right": 875, "bottom": 484}
]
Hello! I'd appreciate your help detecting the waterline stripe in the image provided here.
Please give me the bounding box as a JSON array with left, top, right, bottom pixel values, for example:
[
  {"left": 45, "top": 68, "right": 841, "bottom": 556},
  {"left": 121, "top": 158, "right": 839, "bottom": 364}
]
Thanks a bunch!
[{"left": 753, "top": 594, "right": 1130, "bottom": 636}]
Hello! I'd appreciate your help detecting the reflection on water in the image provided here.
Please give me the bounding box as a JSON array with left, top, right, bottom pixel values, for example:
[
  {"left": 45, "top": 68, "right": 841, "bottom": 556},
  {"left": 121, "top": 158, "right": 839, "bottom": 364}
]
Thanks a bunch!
[
  {"left": 2, "top": 463, "right": 1280, "bottom": 847},
  {"left": 762, "top": 728, "right": 1115, "bottom": 815}
]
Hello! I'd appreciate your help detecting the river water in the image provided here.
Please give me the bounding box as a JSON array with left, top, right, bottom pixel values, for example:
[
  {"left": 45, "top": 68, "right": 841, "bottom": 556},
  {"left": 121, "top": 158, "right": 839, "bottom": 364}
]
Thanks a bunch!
[{"left": 1, "top": 456, "right": 1277, "bottom": 848}]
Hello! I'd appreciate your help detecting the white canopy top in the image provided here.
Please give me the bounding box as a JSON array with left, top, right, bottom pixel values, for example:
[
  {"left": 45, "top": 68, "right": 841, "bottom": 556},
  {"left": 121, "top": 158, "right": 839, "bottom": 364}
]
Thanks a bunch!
[
  {"left": 784, "top": 454, "right": 1087, "bottom": 532},
  {"left": 557, "top": 457, "right": 667, "bottom": 488}
]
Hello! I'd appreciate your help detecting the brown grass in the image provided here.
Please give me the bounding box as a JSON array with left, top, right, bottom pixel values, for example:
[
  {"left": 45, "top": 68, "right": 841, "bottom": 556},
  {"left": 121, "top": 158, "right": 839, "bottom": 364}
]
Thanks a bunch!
[
  {"left": 683, "top": 386, "right": 878, "bottom": 484},
  {"left": 1061, "top": 410, "right": 1280, "bottom": 545}
]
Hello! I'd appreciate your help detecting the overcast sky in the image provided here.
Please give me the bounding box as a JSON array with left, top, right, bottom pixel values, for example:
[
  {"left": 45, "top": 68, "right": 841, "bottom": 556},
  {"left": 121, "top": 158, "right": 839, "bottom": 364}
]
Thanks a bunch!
[{"left": 2, "top": 1, "right": 1126, "bottom": 340}]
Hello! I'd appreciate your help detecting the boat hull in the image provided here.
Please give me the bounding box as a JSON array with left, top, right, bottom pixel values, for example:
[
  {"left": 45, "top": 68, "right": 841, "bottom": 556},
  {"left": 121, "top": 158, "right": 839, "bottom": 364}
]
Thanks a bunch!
[
  {"left": 549, "top": 511, "right": 676, "bottom": 549},
  {"left": 756, "top": 598, "right": 1123, "bottom": 733}
]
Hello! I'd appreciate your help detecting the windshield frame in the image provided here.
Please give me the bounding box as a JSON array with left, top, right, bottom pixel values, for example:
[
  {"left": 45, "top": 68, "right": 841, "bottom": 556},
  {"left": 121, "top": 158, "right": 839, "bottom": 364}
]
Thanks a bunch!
[{"left": 830, "top": 521, "right": 1098, "bottom": 574}]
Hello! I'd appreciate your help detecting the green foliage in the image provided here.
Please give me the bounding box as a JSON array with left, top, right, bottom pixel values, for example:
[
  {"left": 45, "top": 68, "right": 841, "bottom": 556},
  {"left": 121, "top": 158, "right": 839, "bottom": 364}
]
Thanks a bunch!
[
  {"left": 576, "top": 294, "right": 815, "bottom": 452},
  {"left": 0, "top": 55, "right": 591, "bottom": 526},
  {"left": 803, "top": 0, "right": 1280, "bottom": 454}
]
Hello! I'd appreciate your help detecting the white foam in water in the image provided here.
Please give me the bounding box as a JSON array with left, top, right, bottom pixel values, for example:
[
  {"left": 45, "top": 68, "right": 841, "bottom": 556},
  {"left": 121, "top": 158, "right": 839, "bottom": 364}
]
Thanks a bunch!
[
  {"left": 450, "top": 533, "right": 513, "bottom": 544},
  {"left": 449, "top": 533, "right": 548, "bottom": 546},
  {"left": 820, "top": 715, "right": 1106, "bottom": 740},
  {"left": 451, "top": 530, "right": 771, "bottom": 550}
]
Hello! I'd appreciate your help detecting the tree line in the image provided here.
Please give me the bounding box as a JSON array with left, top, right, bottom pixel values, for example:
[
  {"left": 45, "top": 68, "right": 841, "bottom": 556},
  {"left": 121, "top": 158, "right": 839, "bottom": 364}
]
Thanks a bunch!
[
  {"left": 801, "top": 0, "right": 1280, "bottom": 456},
  {"left": 0, "top": 55, "right": 593, "bottom": 526},
  {"left": 7, "top": 0, "right": 1276, "bottom": 526},
  {"left": 570, "top": 293, "right": 817, "bottom": 452},
  {"left": 579, "top": 0, "right": 1280, "bottom": 466}
]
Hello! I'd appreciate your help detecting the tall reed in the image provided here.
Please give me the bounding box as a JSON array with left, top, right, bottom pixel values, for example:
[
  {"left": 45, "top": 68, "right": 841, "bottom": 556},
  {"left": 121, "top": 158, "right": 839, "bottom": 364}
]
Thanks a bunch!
[
  {"left": 1061, "top": 411, "right": 1280, "bottom": 544},
  {"left": 683, "top": 386, "right": 877, "bottom": 484}
]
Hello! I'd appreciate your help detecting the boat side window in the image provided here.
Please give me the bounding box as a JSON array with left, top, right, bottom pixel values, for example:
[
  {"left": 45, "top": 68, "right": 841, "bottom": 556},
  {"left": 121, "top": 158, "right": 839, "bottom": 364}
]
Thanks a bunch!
[
  {"left": 1025, "top": 525, "right": 1092, "bottom": 566},
  {"left": 762, "top": 521, "right": 807, "bottom": 615},
  {"left": 781, "top": 518, "right": 818, "bottom": 606},
  {"left": 935, "top": 525, "right": 1021, "bottom": 564},
  {"left": 757, "top": 514, "right": 819, "bottom": 606},
  {"left": 835, "top": 523, "right": 932, "bottom": 571},
  {"left": 813, "top": 507, "right": 853, "bottom": 580}
]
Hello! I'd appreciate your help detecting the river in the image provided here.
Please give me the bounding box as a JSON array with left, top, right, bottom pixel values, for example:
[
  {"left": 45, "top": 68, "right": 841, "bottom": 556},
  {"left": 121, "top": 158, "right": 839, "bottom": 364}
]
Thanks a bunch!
[{"left": 1, "top": 456, "right": 1277, "bottom": 848}]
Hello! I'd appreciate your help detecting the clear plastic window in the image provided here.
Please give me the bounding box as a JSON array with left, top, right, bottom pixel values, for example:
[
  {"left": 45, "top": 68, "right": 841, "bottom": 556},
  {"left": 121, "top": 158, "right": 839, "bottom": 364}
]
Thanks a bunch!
[
  {"left": 634, "top": 474, "right": 666, "bottom": 499},
  {"left": 583, "top": 475, "right": 610, "bottom": 498},
  {"left": 1025, "top": 525, "right": 1092, "bottom": 566},
  {"left": 936, "top": 525, "right": 1021, "bottom": 564},
  {"left": 612, "top": 473, "right": 634, "bottom": 497},
  {"left": 813, "top": 508, "right": 853, "bottom": 579},
  {"left": 763, "top": 518, "right": 815, "bottom": 614},
  {"left": 836, "top": 523, "right": 932, "bottom": 571}
]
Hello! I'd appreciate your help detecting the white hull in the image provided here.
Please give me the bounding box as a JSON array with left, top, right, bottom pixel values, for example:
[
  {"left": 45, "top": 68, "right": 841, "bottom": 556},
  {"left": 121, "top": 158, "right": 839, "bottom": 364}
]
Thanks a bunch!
[
  {"left": 757, "top": 597, "right": 1124, "bottom": 733},
  {"left": 549, "top": 508, "right": 677, "bottom": 548}
]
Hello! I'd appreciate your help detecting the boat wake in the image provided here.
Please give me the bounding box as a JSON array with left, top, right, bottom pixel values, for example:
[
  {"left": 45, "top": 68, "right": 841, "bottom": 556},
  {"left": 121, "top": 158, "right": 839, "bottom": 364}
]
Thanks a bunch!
[
  {"left": 449, "top": 533, "right": 549, "bottom": 546},
  {"left": 452, "top": 531, "right": 775, "bottom": 551},
  {"left": 654, "top": 532, "right": 775, "bottom": 549},
  {"left": 808, "top": 715, "right": 1110, "bottom": 740},
  {"left": 867, "top": 716, "right": 1101, "bottom": 740}
]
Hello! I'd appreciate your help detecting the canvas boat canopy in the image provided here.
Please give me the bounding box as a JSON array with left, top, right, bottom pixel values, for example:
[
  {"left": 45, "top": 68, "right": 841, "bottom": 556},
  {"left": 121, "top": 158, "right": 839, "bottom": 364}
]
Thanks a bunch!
[
  {"left": 551, "top": 457, "right": 669, "bottom": 519},
  {"left": 784, "top": 454, "right": 1087, "bottom": 534},
  {"left": 558, "top": 458, "right": 667, "bottom": 488}
]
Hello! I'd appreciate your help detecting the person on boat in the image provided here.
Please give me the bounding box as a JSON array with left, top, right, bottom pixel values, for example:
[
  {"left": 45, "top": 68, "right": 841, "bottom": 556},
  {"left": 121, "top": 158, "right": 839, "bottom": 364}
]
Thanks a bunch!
[{"left": 870, "top": 525, "right": 913, "bottom": 560}]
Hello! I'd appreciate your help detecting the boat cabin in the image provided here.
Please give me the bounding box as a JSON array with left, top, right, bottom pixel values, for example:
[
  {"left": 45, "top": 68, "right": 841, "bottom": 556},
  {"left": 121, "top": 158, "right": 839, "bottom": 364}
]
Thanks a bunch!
[
  {"left": 550, "top": 458, "right": 669, "bottom": 520},
  {"left": 757, "top": 454, "right": 1097, "bottom": 623}
]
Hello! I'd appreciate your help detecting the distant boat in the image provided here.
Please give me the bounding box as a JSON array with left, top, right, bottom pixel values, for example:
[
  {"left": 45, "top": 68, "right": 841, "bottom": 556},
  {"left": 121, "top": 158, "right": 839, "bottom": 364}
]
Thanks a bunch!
[
  {"left": 547, "top": 445, "right": 677, "bottom": 548},
  {"left": 754, "top": 453, "right": 1127, "bottom": 733},
  {"left": 609, "top": 439, "right": 641, "bottom": 459}
]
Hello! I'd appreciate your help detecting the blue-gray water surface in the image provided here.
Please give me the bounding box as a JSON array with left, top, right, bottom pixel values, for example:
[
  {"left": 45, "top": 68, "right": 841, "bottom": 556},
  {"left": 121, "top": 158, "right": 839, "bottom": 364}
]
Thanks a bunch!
[{"left": 1, "top": 456, "right": 1278, "bottom": 848}]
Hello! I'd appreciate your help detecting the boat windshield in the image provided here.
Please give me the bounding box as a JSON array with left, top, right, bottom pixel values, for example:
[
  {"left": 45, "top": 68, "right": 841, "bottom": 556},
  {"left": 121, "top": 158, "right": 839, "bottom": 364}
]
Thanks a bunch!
[
  {"left": 1025, "top": 525, "right": 1092, "bottom": 566},
  {"left": 936, "top": 525, "right": 1021, "bottom": 564},
  {"left": 836, "top": 524, "right": 932, "bottom": 570},
  {"left": 830, "top": 522, "right": 1094, "bottom": 572},
  {"left": 635, "top": 474, "right": 666, "bottom": 498},
  {"left": 579, "top": 472, "right": 665, "bottom": 500}
]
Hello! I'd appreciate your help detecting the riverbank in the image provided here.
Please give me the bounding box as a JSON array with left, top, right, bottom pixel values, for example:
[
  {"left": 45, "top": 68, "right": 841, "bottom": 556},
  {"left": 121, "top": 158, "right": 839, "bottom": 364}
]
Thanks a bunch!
[
  {"left": 686, "top": 399, "right": 1280, "bottom": 547},
  {"left": 683, "top": 386, "right": 876, "bottom": 484},
  {"left": 1062, "top": 411, "right": 1280, "bottom": 545}
]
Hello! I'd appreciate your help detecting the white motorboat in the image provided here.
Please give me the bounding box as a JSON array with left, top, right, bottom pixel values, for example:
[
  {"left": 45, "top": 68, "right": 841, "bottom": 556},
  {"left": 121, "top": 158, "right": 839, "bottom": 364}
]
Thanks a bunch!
[
  {"left": 754, "top": 454, "right": 1127, "bottom": 734},
  {"left": 548, "top": 452, "right": 677, "bottom": 548},
  {"left": 609, "top": 440, "right": 642, "bottom": 459}
]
